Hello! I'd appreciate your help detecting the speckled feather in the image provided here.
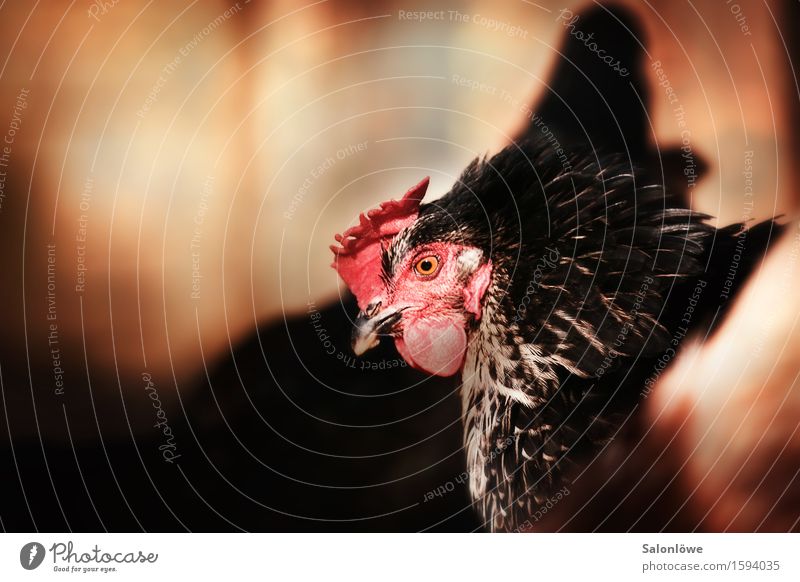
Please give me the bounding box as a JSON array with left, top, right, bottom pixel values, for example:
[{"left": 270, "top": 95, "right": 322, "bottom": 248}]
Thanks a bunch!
[{"left": 386, "top": 138, "right": 771, "bottom": 532}]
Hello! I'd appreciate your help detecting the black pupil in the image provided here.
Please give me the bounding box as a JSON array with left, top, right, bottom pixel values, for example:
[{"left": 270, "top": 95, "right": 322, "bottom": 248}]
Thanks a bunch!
[{"left": 420, "top": 260, "right": 433, "bottom": 272}]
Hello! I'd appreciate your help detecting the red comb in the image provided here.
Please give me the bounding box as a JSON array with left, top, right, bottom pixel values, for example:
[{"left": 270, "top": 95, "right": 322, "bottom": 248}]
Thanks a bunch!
[{"left": 331, "top": 177, "right": 430, "bottom": 309}]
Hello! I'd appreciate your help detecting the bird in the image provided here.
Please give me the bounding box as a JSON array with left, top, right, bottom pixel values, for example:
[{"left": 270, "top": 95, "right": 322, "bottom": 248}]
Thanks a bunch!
[{"left": 330, "top": 137, "right": 781, "bottom": 532}]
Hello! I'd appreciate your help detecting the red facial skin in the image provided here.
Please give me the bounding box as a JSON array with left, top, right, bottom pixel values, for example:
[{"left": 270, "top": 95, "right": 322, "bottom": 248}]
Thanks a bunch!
[
  {"left": 330, "top": 178, "right": 491, "bottom": 377},
  {"left": 376, "top": 242, "right": 492, "bottom": 377},
  {"left": 330, "top": 177, "right": 428, "bottom": 311}
]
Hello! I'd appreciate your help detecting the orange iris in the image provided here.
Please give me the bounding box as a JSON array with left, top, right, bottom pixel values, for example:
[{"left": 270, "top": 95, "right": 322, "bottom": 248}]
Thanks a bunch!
[{"left": 414, "top": 255, "right": 439, "bottom": 277}]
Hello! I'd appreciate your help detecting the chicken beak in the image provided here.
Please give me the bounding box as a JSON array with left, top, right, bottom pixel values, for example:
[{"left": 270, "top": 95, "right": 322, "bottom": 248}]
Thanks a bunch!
[{"left": 352, "top": 302, "right": 403, "bottom": 356}]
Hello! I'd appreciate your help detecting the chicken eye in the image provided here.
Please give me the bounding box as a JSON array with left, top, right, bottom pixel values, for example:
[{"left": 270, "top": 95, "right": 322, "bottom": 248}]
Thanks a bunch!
[{"left": 414, "top": 255, "right": 440, "bottom": 277}]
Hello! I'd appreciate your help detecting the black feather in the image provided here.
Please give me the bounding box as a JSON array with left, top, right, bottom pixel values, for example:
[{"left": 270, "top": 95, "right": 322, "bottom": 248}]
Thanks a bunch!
[{"left": 391, "top": 137, "right": 782, "bottom": 531}]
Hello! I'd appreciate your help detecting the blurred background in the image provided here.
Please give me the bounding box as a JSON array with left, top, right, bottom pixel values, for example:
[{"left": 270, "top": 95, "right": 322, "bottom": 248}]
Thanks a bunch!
[{"left": 0, "top": 0, "right": 798, "bottom": 531}]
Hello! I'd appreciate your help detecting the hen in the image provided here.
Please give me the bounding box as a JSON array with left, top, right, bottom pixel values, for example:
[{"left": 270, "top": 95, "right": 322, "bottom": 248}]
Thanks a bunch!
[{"left": 331, "top": 138, "right": 780, "bottom": 532}]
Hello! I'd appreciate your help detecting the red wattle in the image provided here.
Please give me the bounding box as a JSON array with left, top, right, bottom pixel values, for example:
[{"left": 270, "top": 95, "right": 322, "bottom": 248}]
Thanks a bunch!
[{"left": 396, "top": 318, "right": 466, "bottom": 377}]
